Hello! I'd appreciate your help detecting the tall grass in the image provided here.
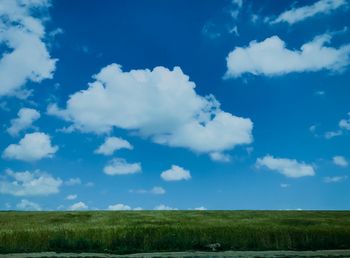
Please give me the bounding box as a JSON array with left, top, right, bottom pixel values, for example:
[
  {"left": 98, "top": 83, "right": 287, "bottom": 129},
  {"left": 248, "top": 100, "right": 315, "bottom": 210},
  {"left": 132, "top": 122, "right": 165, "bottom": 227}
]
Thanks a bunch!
[{"left": 0, "top": 211, "right": 350, "bottom": 254}]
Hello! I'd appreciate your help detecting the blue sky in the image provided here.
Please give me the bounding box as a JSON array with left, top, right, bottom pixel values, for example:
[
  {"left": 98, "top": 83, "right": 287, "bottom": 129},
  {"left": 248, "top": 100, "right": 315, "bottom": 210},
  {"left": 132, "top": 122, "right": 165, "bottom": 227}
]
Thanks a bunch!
[{"left": 0, "top": 0, "right": 350, "bottom": 211}]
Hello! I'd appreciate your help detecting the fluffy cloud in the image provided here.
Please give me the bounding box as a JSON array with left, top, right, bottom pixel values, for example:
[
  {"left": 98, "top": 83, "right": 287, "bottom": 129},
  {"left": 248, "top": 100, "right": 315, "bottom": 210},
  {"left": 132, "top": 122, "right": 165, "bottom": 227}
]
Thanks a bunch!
[
  {"left": 0, "top": 169, "right": 62, "bottom": 196},
  {"left": 339, "top": 113, "right": 350, "bottom": 130},
  {"left": 107, "top": 203, "right": 131, "bottom": 210},
  {"left": 2, "top": 132, "right": 58, "bottom": 161},
  {"left": 7, "top": 108, "right": 40, "bottom": 136},
  {"left": 66, "top": 194, "right": 77, "bottom": 200},
  {"left": 154, "top": 204, "right": 178, "bottom": 210},
  {"left": 194, "top": 206, "right": 207, "bottom": 210},
  {"left": 0, "top": 0, "right": 56, "bottom": 97},
  {"left": 270, "top": 0, "right": 347, "bottom": 25},
  {"left": 209, "top": 152, "right": 231, "bottom": 162},
  {"left": 324, "top": 176, "right": 348, "bottom": 183},
  {"left": 48, "top": 64, "right": 253, "bottom": 153},
  {"left": 95, "top": 136, "right": 133, "bottom": 155},
  {"left": 103, "top": 158, "right": 141, "bottom": 175},
  {"left": 129, "top": 186, "right": 166, "bottom": 195},
  {"left": 256, "top": 155, "right": 315, "bottom": 178},
  {"left": 333, "top": 156, "right": 348, "bottom": 167},
  {"left": 161, "top": 165, "right": 191, "bottom": 181},
  {"left": 17, "top": 199, "right": 41, "bottom": 211},
  {"left": 225, "top": 34, "right": 350, "bottom": 77},
  {"left": 69, "top": 201, "right": 88, "bottom": 210}
]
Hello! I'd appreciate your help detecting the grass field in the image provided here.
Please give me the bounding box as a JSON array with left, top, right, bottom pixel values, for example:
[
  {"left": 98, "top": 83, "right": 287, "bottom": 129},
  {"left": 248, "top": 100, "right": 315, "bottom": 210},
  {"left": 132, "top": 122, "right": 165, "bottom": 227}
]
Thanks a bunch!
[{"left": 1, "top": 211, "right": 350, "bottom": 254}]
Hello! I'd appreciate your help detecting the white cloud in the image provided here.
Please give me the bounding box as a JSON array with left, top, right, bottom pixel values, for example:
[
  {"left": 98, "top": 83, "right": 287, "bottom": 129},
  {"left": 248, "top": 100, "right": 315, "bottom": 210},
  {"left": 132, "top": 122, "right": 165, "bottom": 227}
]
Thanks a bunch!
[
  {"left": 66, "top": 194, "right": 77, "bottom": 200},
  {"left": 225, "top": 34, "right": 350, "bottom": 77},
  {"left": 324, "top": 176, "right": 348, "bottom": 183},
  {"left": 130, "top": 186, "right": 166, "bottom": 195},
  {"left": 161, "top": 165, "right": 191, "bottom": 181},
  {"left": 48, "top": 64, "right": 253, "bottom": 154},
  {"left": 280, "top": 183, "right": 290, "bottom": 188},
  {"left": 209, "top": 152, "right": 231, "bottom": 162},
  {"left": 103, "top": 158, "right": 141, "bottom": 176},
  {"left": 271, "top": 0, "right": 347, "bottom": 25},
  {"left": 0, "top": 169, "right": 62, "bottom": 196},
  {"left": 325, "top": 130, "right": 343, "bottom": 139},
  {"left": 154, "top": 204, "right": 178, "bottom": 210},
  {"left": 69, "top": 201, "right": 88, "bottom": 210},
  {"left": 339, "top": 112, "right": 350, "bottom": 130},
  {"left": 333, "top": 156, "right": 348, "bottom": 167},
  {"left": 107, "top": 203, "right": 131, "bottom": 210},
  {"left": 256, "top": 155, "right": 315, "bottom": 178},
  {"left": 65, "top": 178, "right": 81, "bottom": 186},
  {"left": 95, "top": 136, "right": 133, "bottom": 155},
  {"left": 17, "top": 199, "right": 41, "bottom": 211},
  {"left": 0, "top": 0, "right": 57, "bottom": 97},
  {"left": 194, "top": 206, "right": 207, "bottom": 210},
  {"left": 2, "top": 132, "right": 58, "bottom": 161},
  {"left": 7, "top": 108, "right": 40, "bottom": 136}
]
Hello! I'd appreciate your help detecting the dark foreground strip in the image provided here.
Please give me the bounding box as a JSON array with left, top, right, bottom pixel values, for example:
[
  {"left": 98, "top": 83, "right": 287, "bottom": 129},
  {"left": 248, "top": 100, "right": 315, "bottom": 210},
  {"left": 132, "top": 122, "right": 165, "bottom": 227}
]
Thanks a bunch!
[{"left": 1, "top": 250, "right": 350, "bottom": 258}]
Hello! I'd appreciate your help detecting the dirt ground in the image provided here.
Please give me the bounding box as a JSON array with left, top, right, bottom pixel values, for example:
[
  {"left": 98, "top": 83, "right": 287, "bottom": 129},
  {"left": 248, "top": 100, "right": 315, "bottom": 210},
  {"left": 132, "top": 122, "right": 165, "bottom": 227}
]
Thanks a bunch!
[{"left": 2, "top": 250, "right": 350, "bottom": 258}]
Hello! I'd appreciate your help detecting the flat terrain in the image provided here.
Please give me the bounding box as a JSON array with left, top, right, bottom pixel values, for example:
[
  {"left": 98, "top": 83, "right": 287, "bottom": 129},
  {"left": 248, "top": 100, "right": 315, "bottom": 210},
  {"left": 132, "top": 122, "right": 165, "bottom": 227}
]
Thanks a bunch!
[{"left": 1, "top": 211, "right": 350, "bottom": 255}]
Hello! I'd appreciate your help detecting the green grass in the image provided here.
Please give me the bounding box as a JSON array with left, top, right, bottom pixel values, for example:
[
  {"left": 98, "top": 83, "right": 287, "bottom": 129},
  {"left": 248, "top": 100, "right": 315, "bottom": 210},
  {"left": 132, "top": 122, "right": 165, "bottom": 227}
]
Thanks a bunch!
[{"left": 1, "top": 211, "right": 350, "bottom": 254}]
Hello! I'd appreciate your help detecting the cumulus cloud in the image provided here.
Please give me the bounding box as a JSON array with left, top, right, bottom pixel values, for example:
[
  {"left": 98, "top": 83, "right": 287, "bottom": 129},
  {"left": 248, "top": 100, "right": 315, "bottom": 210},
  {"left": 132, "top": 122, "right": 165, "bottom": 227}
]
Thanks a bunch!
[
  {"left": 66, "top": 194, "right": 77, "bottom": 200},
  {"left": 333, "top": 156, "right": 348, "bottom": 167},
  {"left": 107, "top": 203, "right": 131, "bottom": 210},
  {"left": 48, "top": 64, "right": 253, "bottom": 154},
  {"left": 225, "top": 34, "right": 350, "bottom": 77},
  {"left": 129, "top": 186, "right": 166, "bottom": 195},
  {"left": 95, "top": 136, "right": 133, "bottom": 155},
  {"left": 0, "top": 0, "right": 57, "bottom": 97},
  {"left": 69, "top": 201, "right": 88, "bottom": 210},
  {"left": 16, "top": 199, "right": 41, "bottom": 211},
  {"left": 256, "top": 155, "right": 315, "bottom": 178},
  {"left": 7, "top": 108, "right": 40, "bottom": 136},
  {"left": 339, "top": 112, "right": 350, "bottom": 130},
  {"left": 103, "top": 158, "right": 141, "bottom": 176},
  {"left": 209, "top": 152, "right": 231, "bottom": 162},
  {"left": 154, "top": 204, "right": 178, "bottom": 210},
  {"left": 270, "top": 0, "right": 347, "bottom": 25},
  {"left": 161, "top": 165, "right": 191, "bottom": 181},
  {"left": 0, "top": 169, "right": 62, "bottom": 196},
  {"left": 324, "top": 176, "right": 348, "bottom": 183},
  {"left": 2, "top": 132, "right": 58, "bottom": 161}
]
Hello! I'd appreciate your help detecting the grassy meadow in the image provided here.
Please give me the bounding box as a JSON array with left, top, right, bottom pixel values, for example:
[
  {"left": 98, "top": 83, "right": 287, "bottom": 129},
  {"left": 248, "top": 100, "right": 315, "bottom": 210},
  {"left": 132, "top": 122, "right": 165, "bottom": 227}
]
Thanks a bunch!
[{"left": 1, "top": 211, "right": 350, "bottom": 254}]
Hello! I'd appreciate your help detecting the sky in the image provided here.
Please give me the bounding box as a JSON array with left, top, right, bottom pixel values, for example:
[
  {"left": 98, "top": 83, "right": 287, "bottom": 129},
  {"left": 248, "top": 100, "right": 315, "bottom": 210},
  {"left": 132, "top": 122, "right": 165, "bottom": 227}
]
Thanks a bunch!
[{"left": 0, "top": 0, "right": 350, "bottom": 211}]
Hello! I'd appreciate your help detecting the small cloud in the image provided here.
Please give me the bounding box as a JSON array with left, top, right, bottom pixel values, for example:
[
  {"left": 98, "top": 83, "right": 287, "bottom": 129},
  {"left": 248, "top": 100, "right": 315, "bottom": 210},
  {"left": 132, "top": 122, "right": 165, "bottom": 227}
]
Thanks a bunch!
[
  {"left": 129, "top": 186, "right": 166, "bottom": 195},
  {"left": 161, "top": 165, "right": 191, "bottom": 181},
  {"left": 256, "top": 155, "right": 315, "bottom": 178},
  {"left": 280, "top": 183, "right": 290, "bottom": 188},
  {"left": 17, "top": 199, "right": 41, "bottom": 211},
  {"left": 0, "top": 169, "right": 62, "bottom": 196},
  {"left": 66, "top": 194, "right": 77, "bottom": 200},
  {"left": 95, "top": 137, "right": 133, "bottom": 156},
  {"left": 7, "top": 108, "right": 40, "bottom": 136},
  {"left": 194, "top": 206, "right": 207, "bottom": 210},
  {"left": 324, "top": 176, "right": 348, "bottom": 183},
  {"left": 209, "top": 152, "right": 231, "bottom": 163},
  {"left": 85, "top": 182, "right": 94, "bottom": 187},
  {"left": 65, "top": 178, "right": 81, "bottom": 186},
  {"left": 69, "top": 201, "right": 88, "bottom": 210},
  {"left": 154, "top": 204, "right": 178, "bottom": 210},
  {"left": 325, "top": 130, "right": 343, "bottom": 139},
  {"left": 333, "top": 156, "right": 348, "bottom": 167},
  {"left": 103, "top": 158, "right": 141, "bottom": 176},
  {"left": 3, "top": 132, "right": 58, "bottom": 161}
]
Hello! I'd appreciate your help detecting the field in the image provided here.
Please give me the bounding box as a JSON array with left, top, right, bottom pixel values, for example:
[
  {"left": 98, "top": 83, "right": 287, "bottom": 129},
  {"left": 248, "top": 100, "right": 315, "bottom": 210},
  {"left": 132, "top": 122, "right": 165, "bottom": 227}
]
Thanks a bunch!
[{"left": 1, "top": 211, "right": 350, "bottom": 255}]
